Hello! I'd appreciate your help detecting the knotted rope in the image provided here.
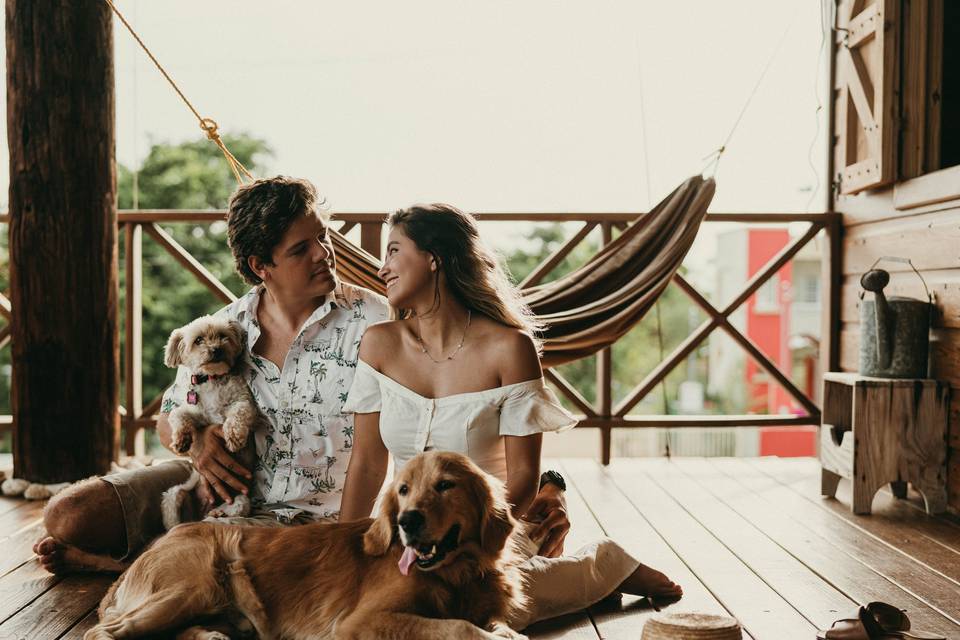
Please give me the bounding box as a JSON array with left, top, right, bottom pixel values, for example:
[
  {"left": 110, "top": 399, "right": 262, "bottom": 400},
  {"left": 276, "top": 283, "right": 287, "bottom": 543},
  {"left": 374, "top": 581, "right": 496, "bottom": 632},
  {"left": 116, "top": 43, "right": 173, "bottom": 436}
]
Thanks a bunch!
[{"left": 104, "top": 0, "right": 254, "bottom": 185}]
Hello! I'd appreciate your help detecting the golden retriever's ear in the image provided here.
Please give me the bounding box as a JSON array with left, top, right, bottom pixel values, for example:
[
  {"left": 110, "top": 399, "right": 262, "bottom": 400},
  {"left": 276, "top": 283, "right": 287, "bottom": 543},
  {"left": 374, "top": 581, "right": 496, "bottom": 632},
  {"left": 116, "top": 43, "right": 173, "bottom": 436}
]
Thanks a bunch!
[
  {"left": 363, "top": 488, "right": 399, "bottom": 556},
  {"left": 479, "top": 477, "right": 517, "bottom": 554},
  {"left": 164, "top": 329, "right": 184, "bottom": 368}
]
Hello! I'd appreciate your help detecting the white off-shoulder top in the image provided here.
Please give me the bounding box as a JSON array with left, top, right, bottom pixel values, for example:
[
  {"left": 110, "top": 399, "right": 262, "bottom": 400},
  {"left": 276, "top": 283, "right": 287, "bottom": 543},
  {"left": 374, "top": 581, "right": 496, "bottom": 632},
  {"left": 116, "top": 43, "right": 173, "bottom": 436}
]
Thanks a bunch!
[{"left": 341, "top": 360, "right": 577, "bottom": 480}]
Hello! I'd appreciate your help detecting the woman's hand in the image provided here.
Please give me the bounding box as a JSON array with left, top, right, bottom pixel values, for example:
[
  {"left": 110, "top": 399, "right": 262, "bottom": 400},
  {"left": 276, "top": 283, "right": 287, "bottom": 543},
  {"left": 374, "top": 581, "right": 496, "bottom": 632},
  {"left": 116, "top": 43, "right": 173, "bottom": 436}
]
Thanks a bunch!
[
  {"left": 192, "top": 425, "right": 252, "bottom": 504},
  {"left": 526, "top": 483, "right": 570, "bottom": 558}
]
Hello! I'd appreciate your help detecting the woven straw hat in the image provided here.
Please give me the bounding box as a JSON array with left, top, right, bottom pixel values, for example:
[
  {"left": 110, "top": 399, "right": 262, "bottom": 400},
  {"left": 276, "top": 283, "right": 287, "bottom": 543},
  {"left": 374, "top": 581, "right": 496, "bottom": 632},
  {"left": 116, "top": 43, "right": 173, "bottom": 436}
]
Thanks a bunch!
[{"left": 641, "top": 612, "right": 742, "bottom": 640}]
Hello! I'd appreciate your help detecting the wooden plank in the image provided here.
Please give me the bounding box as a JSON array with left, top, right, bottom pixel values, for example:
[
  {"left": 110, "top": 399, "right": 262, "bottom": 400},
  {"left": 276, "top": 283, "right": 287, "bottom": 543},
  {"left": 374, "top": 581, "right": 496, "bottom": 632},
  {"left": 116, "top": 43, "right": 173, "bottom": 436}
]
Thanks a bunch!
[
  {"left": 562, "top": 460, "right": 747, "bottom": 639},
  {"left": 898, "top": 0, "right": 927, "bottom": 180},
  {"left": 756, "top": 457, "right": 960, "bottom": 576},
  {"left": 124, "top": 223, "right": 144, "bottom": 457},
  {"left": 894, "top": 165, "right": 960, "bottom": 210},
  {"left": 595, "top": 458, "right": 820, "bottom": 640},
  {"left": 0, "top": 560, "right": 60, "bottom": 626},
  {"left": 0, "top": 574, "right": 112, "bottom": 640},
  {"left": 59, "top": 608, "right": 100, "bottom": 640},
  {"left": 0, "top": 519, "right": 46, "bottom": 580},
  {"left": 526, "top": 459, "right": 599, "bottom": 640},
  {"left": 843, "top": 208, "right": 960, "bottom": 275},
  {"left": 705, "top": 458, "right": 960, "bottom": 639},
  {"left": 658, "top": 458, "right": 856, "bottom": 630},
  {"left": 543, "top": 369, "right": 596, "bottom": 418},
  {"left": 525, "top": 613, "right": 599, "bottom": 640},
  {"left": 0, "top": 497, "right": 38, "bottom": 521},
  {"left": 0, "top": 500, "right": 44, "bottom": 540},
  {"left": 729, "top": 459, "right": 960, "bottom": 623},
  {"left": 144, "top": 223, "right": 236, "bottom": 305}
]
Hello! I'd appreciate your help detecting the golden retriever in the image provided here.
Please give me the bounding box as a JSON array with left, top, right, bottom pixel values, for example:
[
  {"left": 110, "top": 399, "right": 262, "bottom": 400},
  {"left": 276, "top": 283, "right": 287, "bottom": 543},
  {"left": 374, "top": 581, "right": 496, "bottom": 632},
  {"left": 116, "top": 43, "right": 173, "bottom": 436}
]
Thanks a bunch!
[{"left": 84, "top": 451, "right": 527, "bottom": 640}]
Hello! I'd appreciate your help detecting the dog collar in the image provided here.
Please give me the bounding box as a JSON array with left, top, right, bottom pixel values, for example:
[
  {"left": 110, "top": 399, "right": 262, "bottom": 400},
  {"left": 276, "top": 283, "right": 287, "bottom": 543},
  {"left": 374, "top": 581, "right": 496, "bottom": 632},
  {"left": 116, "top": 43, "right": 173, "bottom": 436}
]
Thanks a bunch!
[
  {"left": 186, "top": 373, "right": 225, "bottom": 405},
  {"left": 190, "top": 373, "right": 224, "bottom": 385}
]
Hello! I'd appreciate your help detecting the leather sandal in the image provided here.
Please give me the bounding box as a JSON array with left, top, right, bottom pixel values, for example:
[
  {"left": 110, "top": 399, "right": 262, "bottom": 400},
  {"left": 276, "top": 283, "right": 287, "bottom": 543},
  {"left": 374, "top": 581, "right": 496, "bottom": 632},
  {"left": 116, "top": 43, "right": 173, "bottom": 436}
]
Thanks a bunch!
[
  {"left": 864, "top": 601, "right": 945, "bottom": 640},
  {"left": 817, "top": 603, "right": 946, "bottom": 640},
  {"left": 817, "top": 606, "right": 896, "bottom": 639}
]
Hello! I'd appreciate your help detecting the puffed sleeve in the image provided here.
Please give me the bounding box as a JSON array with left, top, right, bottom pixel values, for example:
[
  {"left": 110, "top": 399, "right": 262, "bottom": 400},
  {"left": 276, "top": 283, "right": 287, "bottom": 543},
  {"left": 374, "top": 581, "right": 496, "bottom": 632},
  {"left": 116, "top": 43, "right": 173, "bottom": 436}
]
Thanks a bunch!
[
  {"left": 341, "top": 360, "right": 383, "bottom": 413},
  {"left": 498, "top": 378, "right": 578, "bottom": 436}
]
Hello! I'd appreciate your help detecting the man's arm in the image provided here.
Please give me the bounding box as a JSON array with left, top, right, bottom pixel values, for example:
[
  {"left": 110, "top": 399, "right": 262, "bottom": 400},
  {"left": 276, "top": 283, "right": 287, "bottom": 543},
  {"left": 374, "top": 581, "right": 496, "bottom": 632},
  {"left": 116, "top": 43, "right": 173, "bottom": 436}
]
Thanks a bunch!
[{"left": 157, "top": 413, "right": 251, "bottom": 504}]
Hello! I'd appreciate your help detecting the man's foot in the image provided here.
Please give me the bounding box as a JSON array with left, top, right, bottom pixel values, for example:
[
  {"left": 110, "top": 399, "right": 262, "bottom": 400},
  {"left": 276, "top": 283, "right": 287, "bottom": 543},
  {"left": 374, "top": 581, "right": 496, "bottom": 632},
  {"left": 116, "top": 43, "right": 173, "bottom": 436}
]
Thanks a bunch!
[
  {"left": 32, "top": 536, "right": 128, "bottom": 575},
  {"left": 617, "top": 563, "right": 683, "bottom": 599}
]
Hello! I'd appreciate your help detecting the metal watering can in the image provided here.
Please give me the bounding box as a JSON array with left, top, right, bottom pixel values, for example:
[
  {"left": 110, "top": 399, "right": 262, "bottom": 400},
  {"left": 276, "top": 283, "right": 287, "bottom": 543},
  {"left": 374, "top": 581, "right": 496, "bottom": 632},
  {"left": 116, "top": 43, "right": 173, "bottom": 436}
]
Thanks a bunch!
[{"left": 858, "top": 257, "right": 933, "bottom": 378}]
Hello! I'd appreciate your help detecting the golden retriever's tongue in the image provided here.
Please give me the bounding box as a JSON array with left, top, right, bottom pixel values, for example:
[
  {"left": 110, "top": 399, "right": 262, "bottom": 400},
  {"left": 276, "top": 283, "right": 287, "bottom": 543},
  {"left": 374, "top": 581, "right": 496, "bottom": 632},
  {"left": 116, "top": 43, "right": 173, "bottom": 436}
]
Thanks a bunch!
[{"left": 399, "top": 546, "right": 417, "bottom": 576}]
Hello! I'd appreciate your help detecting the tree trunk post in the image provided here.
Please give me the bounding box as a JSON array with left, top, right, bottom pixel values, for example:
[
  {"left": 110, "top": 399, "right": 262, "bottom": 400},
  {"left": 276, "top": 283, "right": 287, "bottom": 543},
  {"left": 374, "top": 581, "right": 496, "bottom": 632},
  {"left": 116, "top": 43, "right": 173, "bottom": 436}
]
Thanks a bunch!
[{"left": 6, "top": 1, "right": 118, "bottom": 481}]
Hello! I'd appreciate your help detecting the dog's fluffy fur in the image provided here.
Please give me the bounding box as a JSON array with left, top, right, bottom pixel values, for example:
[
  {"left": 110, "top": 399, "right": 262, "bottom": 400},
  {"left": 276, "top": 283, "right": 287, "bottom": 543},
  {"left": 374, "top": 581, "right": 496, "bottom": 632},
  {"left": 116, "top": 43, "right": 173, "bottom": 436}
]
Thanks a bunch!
[
  {"left": 84, "top": 451, "right": 527, "bottom": 640},
  {"left": 161, "top": 315, "right": 260, "bottom": 529}
]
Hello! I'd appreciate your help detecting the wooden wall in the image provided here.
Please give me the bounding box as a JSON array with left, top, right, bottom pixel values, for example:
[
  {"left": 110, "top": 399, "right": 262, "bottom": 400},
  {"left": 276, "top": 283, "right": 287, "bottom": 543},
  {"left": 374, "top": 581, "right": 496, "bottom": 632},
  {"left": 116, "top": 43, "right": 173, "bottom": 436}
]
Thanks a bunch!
[{"left": 836, "top": 190, "right": 960, "bottom": 511}]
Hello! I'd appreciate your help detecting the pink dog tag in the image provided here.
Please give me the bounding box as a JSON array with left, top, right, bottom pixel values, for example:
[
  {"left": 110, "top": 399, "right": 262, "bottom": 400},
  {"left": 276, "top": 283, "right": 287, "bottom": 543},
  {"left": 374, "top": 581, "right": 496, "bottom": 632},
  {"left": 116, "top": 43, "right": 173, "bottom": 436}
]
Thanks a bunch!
[{"left": 187, "top": 390, "right": 199, "bottom": 405}]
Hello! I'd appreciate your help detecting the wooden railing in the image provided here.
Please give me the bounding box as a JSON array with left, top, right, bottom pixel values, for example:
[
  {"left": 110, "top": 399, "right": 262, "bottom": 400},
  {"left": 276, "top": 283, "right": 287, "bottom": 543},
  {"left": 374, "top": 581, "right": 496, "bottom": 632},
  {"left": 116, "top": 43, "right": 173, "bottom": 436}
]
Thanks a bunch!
[{"left": 0, "top": 209, "right": 842, "bottom": 463}]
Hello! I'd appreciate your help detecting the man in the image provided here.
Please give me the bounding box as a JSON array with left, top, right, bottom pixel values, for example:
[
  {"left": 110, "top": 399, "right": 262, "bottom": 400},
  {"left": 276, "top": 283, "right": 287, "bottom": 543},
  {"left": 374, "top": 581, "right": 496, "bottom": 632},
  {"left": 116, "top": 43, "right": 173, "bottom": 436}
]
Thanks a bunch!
[{"left": 35, "top": 176, "right": 569, "bottom": 574}]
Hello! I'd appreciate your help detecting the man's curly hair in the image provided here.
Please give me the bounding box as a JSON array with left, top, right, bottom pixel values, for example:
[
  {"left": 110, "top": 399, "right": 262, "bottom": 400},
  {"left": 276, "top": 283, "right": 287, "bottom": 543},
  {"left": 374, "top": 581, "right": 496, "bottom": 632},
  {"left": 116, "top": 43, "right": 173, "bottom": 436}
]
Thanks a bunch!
[{"left": 227, "top": 176, "right": 329, "bottom": 285}]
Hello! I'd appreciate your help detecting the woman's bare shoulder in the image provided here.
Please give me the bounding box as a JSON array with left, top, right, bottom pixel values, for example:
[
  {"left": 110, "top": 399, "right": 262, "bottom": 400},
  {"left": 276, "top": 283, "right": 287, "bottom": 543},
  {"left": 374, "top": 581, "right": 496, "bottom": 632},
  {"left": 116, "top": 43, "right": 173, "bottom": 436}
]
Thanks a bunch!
[
  {"left": 481, "top": 323, "right": 541, "bottom": 385},
  {"left": 359, "top": 320, "right": 408, "bottom": 368}
]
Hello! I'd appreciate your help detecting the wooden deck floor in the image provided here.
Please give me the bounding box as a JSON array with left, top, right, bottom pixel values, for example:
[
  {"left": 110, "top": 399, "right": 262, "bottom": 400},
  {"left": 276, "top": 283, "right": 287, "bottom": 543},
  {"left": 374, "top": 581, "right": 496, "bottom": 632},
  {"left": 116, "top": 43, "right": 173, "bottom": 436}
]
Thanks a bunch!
[{"left": 0, "top": 457, "right": 958, "bottom": 639}]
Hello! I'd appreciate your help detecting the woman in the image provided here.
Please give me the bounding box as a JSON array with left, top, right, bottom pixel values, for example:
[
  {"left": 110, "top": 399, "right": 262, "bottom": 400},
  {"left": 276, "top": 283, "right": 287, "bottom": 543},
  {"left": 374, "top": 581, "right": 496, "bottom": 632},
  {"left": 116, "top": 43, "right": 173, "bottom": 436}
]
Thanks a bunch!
[{"left": 339, "top": 204, "right": 681, "bottom": 628}]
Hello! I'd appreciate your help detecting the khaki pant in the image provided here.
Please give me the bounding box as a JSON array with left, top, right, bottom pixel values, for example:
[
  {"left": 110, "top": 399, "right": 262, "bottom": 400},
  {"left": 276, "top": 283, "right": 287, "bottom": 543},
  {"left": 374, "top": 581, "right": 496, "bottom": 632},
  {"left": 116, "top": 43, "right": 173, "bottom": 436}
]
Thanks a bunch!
[
  {"left": 510, "top": 523, "right": 640, "bottom": 629},
  {"left": 101, "top": 459, "right": 312, "bottom": 560}
]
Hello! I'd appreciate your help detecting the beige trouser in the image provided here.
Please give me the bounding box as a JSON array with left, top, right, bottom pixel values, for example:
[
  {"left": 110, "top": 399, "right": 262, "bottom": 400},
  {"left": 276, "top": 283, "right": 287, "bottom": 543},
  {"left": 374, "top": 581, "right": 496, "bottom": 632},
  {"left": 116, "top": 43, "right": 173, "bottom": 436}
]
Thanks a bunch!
[
  {"left": 100, "top": 459, "right": 313, "bottom": 560},
  {"left": 510, "top": 523, "right": 641, "bottom": 629}
]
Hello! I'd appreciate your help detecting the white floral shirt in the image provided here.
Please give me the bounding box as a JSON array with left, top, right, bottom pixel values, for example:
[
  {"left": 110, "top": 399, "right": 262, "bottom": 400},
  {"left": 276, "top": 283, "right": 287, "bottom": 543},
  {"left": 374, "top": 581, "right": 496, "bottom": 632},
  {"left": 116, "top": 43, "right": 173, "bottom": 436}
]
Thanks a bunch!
[{"left": 161, "top": 282, "right": 390, "bottom": 521}]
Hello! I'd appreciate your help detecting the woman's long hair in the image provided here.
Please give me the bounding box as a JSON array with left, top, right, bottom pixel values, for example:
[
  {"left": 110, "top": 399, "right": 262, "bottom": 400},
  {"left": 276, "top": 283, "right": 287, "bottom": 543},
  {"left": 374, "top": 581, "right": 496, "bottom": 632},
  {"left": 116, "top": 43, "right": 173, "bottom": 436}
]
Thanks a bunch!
[{"left": 389, "top": 204, "right": 543, "bottom": 350}]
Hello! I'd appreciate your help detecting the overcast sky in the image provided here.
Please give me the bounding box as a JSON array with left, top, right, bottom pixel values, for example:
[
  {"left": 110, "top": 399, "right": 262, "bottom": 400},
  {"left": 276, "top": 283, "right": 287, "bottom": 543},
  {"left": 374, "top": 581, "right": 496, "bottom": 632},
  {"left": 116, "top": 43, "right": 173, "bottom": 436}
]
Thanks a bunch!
[{"left": 1, "top": 0, "right": 829, "bottom": 269}]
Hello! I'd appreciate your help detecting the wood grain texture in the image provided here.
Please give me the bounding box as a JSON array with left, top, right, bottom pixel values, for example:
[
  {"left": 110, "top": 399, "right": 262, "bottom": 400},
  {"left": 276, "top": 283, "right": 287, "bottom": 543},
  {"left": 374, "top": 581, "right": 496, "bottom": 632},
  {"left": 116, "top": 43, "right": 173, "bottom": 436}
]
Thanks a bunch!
[
  {"left": 6, "top": 0, "right": 119, "bottom": 482},
  {"left": 739, "top": 459, "right": 960, "bottom": 623},
  {"left": 759, "top": 457, "right": 960, "bottom": 581},
  {"left": 602, "top": 459, "right": 815, "bottom": 640},
  {"left": 715, "top": 458, "right": 960, "bottom": 639},
  {"left": 562, "top": 460, "right": 731, "bottom": 640}
]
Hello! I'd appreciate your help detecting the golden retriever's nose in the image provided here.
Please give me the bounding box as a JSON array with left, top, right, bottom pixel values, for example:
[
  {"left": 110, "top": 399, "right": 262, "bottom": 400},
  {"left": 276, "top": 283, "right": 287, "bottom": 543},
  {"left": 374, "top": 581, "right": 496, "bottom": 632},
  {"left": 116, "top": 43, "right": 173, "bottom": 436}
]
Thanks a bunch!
[{"left": 398, "top": 510, "right": 425, "bottom": 536}]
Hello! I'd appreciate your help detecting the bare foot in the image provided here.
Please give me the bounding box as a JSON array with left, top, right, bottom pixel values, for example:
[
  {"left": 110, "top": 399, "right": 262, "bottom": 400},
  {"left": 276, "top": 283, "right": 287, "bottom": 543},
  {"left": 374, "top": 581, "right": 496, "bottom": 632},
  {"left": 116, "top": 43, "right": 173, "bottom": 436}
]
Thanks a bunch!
[
  {"left": 617, "top": 563, "right": 683, "bottom": 599},
  {"left": 33, "top": 536, "right": 128, "bottom": 575}
]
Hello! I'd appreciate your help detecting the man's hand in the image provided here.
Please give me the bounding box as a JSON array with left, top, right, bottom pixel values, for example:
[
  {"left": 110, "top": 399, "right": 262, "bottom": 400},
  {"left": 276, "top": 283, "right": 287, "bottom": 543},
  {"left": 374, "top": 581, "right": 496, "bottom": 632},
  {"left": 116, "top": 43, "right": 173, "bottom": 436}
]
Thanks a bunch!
[
  {"left": 525, "top": 483, "right": 570, "bottom": 558},
  {"left": 192, "top": 424, "right": 252, "bottom": 504}
]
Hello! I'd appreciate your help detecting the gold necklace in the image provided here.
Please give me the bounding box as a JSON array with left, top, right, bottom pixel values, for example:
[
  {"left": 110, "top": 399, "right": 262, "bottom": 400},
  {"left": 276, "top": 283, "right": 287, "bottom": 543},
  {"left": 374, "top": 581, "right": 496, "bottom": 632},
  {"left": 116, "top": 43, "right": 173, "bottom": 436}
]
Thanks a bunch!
[{"left": 415, "top": 310, "right": 472, "bottom": 364}]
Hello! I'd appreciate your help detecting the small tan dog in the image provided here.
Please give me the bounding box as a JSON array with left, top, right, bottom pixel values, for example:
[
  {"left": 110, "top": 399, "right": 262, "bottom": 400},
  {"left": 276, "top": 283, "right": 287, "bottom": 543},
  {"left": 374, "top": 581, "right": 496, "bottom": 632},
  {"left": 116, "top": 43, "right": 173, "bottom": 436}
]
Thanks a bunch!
[
  {"left": 84, "top": 451, "right": 526, "bottom": 640},
  {"left": 161, "top": 315, "right": 260, "bottom": 528}
]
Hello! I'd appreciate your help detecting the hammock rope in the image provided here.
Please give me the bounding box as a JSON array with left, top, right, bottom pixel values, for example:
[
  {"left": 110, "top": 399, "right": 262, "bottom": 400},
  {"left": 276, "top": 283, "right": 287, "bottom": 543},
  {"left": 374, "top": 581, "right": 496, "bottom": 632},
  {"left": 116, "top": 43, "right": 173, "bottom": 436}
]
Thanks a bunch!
[
  {"left": 104, "top": 0, "right": 254, "bottom": 185},
  {"left": 104, "top": 1, "right": 798, "bottom": 366}
]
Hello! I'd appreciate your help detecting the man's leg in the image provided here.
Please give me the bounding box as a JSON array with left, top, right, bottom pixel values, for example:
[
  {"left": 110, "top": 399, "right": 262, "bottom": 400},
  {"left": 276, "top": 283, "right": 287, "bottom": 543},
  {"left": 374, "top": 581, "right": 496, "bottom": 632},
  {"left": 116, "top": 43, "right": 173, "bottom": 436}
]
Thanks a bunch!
[{"left": 34, "top": 459, "right": 194, "bottom": 575}]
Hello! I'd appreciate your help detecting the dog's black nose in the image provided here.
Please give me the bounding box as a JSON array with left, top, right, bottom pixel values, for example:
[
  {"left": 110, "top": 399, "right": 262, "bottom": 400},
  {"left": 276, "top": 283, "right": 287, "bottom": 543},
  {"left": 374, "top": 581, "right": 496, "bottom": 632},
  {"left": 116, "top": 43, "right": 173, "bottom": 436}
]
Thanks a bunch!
[
  {"left": 398, "top": 510, "right": 425, "bottom": 535},
  {"left": 211, "top": 347, "right": 224, "bottom": 360}
]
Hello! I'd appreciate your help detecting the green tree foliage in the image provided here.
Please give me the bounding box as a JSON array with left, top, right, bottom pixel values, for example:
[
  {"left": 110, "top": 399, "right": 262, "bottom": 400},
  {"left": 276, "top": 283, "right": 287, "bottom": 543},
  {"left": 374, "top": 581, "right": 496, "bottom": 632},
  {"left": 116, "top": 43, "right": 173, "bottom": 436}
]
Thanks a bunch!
[{"left": 117, "top": 133, "right": 272, "bottom": 407}]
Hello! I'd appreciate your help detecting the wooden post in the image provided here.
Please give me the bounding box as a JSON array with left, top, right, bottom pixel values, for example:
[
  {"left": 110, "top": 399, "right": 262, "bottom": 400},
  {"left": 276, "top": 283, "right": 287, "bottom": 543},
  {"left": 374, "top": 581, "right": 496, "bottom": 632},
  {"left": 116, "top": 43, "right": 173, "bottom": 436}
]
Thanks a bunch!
[
  {"left": 597, "top": 223, "right": 613, "bottom": 465},
  {"left": 360, "top": 222, "right": 383, "bottom": 259},
  {"left": 6, "top": 1, "right": 118, "bottom": 481},
  {"left": 124, "top": 223, "right": 144, "bottom": 456}
]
